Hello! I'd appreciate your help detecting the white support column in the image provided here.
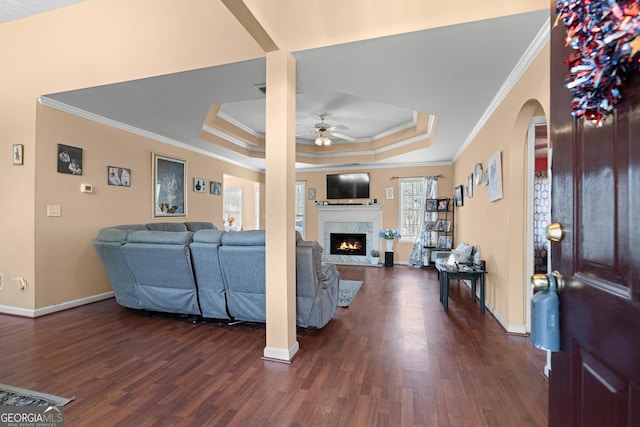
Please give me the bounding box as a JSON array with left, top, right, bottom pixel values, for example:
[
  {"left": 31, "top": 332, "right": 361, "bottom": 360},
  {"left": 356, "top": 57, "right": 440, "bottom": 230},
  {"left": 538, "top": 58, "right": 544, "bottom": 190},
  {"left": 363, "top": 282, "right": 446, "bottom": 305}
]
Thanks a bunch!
[{"left": 263, "top": 50, "right": 298, "bottom": 362}]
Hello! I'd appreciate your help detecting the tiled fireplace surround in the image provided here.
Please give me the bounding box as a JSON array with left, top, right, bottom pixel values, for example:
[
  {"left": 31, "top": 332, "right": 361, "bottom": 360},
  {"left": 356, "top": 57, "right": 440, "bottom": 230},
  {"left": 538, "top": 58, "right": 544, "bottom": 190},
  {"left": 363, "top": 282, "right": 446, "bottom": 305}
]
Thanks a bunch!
[{"left": 316, "top": 205, "right": 382, "bottom": 265}]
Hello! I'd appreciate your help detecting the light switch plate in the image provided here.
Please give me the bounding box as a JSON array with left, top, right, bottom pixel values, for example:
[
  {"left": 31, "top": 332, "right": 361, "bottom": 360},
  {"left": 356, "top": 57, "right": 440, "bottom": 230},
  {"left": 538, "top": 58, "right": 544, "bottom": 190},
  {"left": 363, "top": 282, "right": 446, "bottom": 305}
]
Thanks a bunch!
[{"left": 47, "top": 205, "right": 61, "bottom": 217}]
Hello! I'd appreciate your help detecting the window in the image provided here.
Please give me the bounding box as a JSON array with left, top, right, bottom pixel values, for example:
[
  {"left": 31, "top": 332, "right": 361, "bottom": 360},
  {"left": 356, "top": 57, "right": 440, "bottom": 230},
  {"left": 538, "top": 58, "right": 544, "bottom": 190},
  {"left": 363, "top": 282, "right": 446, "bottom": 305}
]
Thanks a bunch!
[
  {"left": 399, "top": 178, "right": 425, "bottom": 241},
  {"left": 295, "top": 181, "right": 306, "bottom": 237},
  {"left": 223, "top": 186, "right": 243, "bottom": 229}
]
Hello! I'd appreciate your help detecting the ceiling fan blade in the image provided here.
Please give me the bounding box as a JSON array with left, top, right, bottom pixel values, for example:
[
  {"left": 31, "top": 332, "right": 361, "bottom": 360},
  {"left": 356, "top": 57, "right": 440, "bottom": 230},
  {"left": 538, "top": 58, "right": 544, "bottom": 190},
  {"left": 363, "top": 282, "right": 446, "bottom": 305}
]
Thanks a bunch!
[{"left": 329, "top": 131, "right": 356, "bottom": 142}]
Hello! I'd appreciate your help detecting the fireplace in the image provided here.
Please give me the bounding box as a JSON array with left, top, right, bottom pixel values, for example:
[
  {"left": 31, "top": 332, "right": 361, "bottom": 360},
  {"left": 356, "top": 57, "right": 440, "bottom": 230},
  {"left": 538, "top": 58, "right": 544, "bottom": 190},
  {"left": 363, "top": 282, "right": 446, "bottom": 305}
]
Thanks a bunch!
[
  {"left": 330, "top": 233, "right": 366, "bottom": 256},
  {"left": 316, "top": 204, "right": 382, "bottom": 265}
]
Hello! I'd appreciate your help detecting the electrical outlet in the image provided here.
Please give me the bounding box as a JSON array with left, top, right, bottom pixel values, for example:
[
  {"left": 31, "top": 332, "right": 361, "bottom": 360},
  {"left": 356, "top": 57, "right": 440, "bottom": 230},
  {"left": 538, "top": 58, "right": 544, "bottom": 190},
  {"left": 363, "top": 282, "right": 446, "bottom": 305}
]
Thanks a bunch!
[{"left": 0, "top": 273, "right": 3, "bottom": 291}]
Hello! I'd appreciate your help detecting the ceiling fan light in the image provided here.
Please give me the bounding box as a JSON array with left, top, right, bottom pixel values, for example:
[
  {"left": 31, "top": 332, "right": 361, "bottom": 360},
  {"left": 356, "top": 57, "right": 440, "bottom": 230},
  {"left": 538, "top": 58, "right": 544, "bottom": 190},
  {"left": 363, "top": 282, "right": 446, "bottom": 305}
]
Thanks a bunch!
[
  {"left": 315, "top": 136, "right": 323, "bottom": 146},
  {"left": 323, "top": 136, "right": 331, "bottom": 145}
]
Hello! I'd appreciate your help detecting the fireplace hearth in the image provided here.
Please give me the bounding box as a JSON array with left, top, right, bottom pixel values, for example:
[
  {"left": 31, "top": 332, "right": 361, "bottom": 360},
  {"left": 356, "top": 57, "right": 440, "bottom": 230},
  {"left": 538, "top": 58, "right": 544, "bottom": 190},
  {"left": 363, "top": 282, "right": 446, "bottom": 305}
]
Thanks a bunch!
[{"left": 330, "top": 233, "right": 366, "bottom": 256}]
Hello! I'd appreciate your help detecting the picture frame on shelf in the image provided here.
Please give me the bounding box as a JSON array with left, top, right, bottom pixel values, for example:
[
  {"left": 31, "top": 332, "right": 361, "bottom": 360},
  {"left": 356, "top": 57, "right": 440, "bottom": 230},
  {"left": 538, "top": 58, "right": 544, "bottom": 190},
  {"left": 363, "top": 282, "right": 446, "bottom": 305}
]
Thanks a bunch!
[
  {"left": 444, "top": 220, "right": 451, "bottom": 232},
  {"left": 437, "top": 235, "right": 453, "bottom": 250},
  {"left": 153, "top": 153, "right": 186, "bottom": 217},
  {"left": 437, "top": 198, "right": 449, "bottom": 211},
  {"left": 435, "top": 219, "right": 445, "bottom": 231},
  {"left": 425, "top": 199, "right": 438, "bottom": 212},
  {"left": 13, "top": 144, "right": 23, "bottom": 165},
  {"left": 454, "top": 185, "right": 464, "bottom": 207}
]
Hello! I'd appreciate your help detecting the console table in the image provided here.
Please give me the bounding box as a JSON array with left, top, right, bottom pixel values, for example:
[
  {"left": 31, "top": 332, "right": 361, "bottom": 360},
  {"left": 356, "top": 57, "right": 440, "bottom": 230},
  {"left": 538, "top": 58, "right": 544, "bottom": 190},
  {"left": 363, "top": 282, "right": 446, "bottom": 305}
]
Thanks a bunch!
[{"left": 436, "top": 261, "right": 486, "bottom": 314}]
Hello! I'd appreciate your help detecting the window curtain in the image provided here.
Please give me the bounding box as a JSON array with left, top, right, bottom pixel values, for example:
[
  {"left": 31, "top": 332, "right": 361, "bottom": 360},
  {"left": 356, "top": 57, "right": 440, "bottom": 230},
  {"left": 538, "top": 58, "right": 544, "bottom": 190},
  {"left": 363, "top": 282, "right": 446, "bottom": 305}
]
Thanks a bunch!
[{"left": 407, "top": 176, "right": 438, "bottom": 267}]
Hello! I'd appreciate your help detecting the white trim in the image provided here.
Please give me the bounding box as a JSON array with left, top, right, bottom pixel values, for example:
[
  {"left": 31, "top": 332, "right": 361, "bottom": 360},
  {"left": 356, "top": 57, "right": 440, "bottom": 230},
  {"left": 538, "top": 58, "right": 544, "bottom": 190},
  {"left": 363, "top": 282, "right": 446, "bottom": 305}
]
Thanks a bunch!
[
  {"left": 525, "top": 116, "right": 546, "bottom": 333},
  {"left": 263, "top": 341, "right": 299, "bottom": 362},
  {"left": 0, "top": 291, "right": 114, "bottom": 318},
  {"left": 38, "top": 96, "right": 263, "bottom": 172},
  {"left": 453, "top": 18, "right": 550, "bottom": 162}
]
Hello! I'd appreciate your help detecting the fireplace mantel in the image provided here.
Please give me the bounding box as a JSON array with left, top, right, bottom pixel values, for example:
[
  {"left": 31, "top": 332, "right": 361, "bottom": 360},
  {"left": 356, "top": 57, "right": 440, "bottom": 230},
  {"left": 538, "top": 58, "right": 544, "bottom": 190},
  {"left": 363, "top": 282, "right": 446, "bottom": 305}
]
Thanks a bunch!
[{"left": 316, "top": 204, "right": 382, "bottom": 264}]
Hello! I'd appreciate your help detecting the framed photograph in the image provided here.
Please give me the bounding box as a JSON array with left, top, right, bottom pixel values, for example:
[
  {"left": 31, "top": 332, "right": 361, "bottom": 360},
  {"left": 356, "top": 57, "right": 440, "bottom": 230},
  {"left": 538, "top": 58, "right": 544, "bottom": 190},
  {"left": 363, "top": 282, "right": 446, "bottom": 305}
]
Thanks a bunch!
[
  {"left": 437, "top": 236, "right": 453, "bottom": 250},
  {"left": 435, "top": 219, "right": 445, "bottom": 231},
  {"left": 308, "top": 188, "right": 316, "bottom": 200},
  {"left": 385, "top": 187, "right": 394, "bottom": 200},
  {"left": 445, "top": 251, "right": 463, "bottom": 269},
  {"left": 193, "top": 177, "right": 206, "bottom": 192},
  {"left": 153, "top": 153, "right": 186, "bottom": 217},
  {"left": 454, "top": 185, "right": 464, "bottom": 207},
  {"left": 13, "top": 144, "right": 23, "bottom": 165},
  {"left": 425, "top": 199, "right": 438, "bottom": 212},
  {"left": 437, "top": 198, "right": 449, "bottom": 211},
  {"left": 210, "top": 181, "right": 221, "bottom": 195},
  {"left": 107, "top": 166, "right": 131, "bottom": 187},
  {"left": 467, "top": 173, "right": 474, "bottom": 198},
  {"left": 57, "top": 144, "right": 83, "bottom": 175},
  {"left": 488, "top": 150, "right": 503, "bottom": 202},
  {"left": 425, "top": 221, "right": 435, "bottom": 231},
  {"left": 444, "top": 220, "right": 451, "bottom": 232}
]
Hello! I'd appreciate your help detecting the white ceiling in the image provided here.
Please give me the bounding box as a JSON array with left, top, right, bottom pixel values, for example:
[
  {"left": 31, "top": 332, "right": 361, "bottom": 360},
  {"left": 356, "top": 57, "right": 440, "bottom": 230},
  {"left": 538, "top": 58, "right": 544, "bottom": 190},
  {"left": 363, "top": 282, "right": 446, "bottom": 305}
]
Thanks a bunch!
[
  {"left": 0, "top": 0, "right": 86, "bottom": 24},
  {"left": 30, "top": 6, "right": 549, "bottom": 172}
]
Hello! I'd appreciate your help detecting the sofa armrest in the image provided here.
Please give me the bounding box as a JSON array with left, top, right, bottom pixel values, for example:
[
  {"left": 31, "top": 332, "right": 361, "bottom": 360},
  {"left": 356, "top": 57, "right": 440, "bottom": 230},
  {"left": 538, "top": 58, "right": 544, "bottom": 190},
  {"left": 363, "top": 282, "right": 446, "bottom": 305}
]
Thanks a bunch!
[{"left": 318, "top": 262, "right": 339, "bottom": 287}]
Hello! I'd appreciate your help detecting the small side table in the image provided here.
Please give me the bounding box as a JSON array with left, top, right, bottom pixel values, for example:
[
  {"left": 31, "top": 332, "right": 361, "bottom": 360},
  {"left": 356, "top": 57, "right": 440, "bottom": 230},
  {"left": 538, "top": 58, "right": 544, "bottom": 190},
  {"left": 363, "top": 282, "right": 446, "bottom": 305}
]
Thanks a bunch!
[
  {"left": 384, "top": 251, "right": 394, "bottom": 267},
  {"left": 436, "top": 261, "right": 486, "bottom": 313}
]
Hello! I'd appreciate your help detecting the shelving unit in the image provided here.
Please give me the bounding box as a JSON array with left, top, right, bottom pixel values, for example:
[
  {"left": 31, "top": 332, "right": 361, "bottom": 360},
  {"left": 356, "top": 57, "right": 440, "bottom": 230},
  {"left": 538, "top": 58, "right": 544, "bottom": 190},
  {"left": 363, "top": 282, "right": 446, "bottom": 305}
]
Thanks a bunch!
[{"left": 422, "top": 197, "right": 454, "bottom": 268}]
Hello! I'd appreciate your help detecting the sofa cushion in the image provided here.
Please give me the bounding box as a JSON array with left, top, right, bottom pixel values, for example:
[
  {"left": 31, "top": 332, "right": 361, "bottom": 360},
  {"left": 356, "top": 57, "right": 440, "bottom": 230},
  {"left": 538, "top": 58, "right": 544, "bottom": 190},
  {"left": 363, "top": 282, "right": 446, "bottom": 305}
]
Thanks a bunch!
[
  {"left": 185, "top": 222, "right": 217, "bottom": 232},
  {"left": 221, "top": 230, "right": 265, "bottom": 246},
  {"left": 193, "top": 229, "right": 225, "bottom": 244},
  {"left": 128, "top": 230, "right": 192, "bottom": 245},
  {"left": 145, "top": 222, "right": 188, "bottom": 232}
]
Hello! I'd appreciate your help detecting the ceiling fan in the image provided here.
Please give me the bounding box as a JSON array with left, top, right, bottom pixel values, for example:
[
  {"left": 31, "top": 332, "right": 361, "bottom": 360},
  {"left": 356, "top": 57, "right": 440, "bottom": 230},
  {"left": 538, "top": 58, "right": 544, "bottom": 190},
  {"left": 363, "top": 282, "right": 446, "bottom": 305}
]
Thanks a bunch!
[{"left": 297, "top": 113, "right": 356, "bottom": 146}]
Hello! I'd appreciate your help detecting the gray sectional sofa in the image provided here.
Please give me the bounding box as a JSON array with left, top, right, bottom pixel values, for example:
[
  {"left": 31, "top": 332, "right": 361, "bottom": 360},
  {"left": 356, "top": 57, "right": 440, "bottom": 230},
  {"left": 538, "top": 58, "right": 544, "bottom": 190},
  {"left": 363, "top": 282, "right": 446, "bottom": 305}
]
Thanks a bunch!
[{"left": 93, "top": 222, "right": 339, "bottom": 328}]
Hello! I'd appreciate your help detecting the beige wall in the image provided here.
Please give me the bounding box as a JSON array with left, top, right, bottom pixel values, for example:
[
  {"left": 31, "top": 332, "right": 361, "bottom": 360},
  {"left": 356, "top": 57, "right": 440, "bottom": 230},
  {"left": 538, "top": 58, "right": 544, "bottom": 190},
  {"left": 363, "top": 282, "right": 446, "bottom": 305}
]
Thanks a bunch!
[
  {"left": 452, "top": 43, "right": 549, "bottom": 332},
  {"left": 31, "top": 105, "right": 264, "bottom": 310}
]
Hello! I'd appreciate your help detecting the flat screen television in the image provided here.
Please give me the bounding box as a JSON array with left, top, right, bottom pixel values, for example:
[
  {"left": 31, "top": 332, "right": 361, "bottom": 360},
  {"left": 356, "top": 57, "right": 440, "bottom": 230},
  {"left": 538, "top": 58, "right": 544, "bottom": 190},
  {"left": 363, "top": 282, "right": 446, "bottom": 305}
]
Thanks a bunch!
[{"left": 326, "top": 173, "right": 370, "bottom": 199}]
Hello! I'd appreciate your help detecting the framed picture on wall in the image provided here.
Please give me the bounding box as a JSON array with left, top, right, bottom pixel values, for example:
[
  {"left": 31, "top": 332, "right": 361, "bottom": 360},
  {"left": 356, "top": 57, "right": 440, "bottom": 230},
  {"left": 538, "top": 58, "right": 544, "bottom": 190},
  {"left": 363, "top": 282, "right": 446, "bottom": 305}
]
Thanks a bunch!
[
  {"left": 454, "top": 185, "right": 464, "bottom": 207},
  {"left": 210, "top": 181, "right": 221, "bottom": 195},
  {"left": 193, "top": 177, "right": 206, "bottom": 192},
  {"left": 488, "top": 150, "right": 504, "bottom": 202},
  {"left": 57, "top": 144, "right": 83, "bottom": 175},
  {"left": 153, "top": 153, "right": 186, "bottom": 217},
  {"left": 108, "top": 166, "right": 131, "bottom": 187},
  {"left": 13, "top": 144, "right": 23, "bottom": 165}
]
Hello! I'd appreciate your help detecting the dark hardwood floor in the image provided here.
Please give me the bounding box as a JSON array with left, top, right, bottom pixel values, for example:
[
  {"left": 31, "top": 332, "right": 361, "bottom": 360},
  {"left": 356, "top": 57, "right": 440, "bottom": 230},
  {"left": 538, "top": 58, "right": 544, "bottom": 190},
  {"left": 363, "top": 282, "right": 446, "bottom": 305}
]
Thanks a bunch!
[{"left": 0, "top": 265, "right": 547, "bottom": 426}]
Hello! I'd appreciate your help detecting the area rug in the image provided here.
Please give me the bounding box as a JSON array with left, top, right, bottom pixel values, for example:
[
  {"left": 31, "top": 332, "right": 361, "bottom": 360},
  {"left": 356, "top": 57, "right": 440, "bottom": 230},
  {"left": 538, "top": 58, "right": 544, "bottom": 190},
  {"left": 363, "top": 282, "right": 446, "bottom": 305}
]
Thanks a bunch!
[
  {"left": 338, "top": 280, "right": 363, "bottom": 307},
  {"left": 0, "top": 384, "right": 74, "bottom": 406}
]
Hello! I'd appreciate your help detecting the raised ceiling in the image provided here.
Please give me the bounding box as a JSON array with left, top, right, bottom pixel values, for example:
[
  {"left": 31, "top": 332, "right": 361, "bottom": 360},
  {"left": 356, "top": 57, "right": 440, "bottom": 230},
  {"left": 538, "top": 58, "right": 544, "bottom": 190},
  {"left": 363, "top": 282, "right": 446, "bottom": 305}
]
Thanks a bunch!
[{"left": 30, "top": 3, "right": 549, "bottom": 172}]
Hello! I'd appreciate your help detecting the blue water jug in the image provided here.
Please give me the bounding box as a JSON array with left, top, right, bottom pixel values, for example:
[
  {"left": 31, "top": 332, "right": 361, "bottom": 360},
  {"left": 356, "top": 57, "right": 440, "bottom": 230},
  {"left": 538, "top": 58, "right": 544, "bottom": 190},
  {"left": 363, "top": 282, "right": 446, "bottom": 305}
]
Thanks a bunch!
[{"left": 530, "top": 273, "right": 560, "bottom": 352}]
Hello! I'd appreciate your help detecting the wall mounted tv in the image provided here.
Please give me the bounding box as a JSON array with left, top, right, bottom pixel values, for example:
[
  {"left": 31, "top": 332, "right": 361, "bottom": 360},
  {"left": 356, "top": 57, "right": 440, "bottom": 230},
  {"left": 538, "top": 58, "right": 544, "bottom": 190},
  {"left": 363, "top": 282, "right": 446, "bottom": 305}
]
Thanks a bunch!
[{"left": 326, "top": 173, "right": 370, "bottom": 199}]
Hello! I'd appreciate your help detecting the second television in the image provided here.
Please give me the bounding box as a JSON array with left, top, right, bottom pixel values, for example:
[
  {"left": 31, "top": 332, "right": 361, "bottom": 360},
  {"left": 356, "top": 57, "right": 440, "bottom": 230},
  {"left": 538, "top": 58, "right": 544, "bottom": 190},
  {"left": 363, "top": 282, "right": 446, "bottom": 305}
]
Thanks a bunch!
[{"left": 326, "top": 172, "right": 370, "bottom": 199}]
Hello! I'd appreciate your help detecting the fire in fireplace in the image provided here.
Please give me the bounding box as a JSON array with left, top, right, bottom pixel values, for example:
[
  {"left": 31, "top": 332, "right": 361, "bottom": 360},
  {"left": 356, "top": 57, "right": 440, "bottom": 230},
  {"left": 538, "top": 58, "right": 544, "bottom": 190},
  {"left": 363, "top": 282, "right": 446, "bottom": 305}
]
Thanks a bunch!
[{"left": 330, "top": 233, "right": 366, "bottom": 256}]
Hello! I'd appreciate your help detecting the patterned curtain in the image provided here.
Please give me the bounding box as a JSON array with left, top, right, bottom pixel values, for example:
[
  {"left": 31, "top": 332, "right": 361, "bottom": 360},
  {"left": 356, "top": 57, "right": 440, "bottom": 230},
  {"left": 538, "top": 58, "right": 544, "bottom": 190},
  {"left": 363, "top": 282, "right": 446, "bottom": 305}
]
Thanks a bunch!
[{"left": 408, "top": 176, "right": 438, "bottom": 267}]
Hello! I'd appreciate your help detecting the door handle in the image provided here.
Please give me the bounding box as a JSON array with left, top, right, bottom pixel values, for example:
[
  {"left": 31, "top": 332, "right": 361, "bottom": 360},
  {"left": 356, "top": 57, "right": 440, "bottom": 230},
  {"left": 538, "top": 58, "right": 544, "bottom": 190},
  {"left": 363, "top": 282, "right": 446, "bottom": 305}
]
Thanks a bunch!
[{"left": 531, "top": 271, "right": 564, "bottom": 294}]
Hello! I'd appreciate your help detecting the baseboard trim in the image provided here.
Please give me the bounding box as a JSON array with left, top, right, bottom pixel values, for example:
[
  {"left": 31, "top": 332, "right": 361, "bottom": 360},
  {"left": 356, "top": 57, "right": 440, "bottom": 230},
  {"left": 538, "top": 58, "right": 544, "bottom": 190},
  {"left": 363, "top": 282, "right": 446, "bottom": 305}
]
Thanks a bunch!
[
  {"left": 458, "top": 279, "right": 528, "bottom": 335},
  {"left": 263, "top": 341, "right": 300, "bottom": 363},
  {"left": 0, "top": 292, "right": 115, "bottom": 318}
]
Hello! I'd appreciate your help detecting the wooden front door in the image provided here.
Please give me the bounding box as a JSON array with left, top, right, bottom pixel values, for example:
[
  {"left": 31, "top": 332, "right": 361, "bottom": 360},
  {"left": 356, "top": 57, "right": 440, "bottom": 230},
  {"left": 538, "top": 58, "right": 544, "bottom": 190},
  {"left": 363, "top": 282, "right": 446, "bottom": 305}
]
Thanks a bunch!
[{"left": 549, "top": 5, "right": 640, "bottom": 427}]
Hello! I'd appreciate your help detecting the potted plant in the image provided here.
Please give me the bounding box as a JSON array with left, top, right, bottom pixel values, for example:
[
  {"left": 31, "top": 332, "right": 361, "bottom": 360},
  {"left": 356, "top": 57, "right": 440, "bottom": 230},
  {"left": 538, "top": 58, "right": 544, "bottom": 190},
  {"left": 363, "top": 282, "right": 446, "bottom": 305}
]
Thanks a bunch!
[{"left": 370, "top": 249, "right": 380, "bottom": 265}]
